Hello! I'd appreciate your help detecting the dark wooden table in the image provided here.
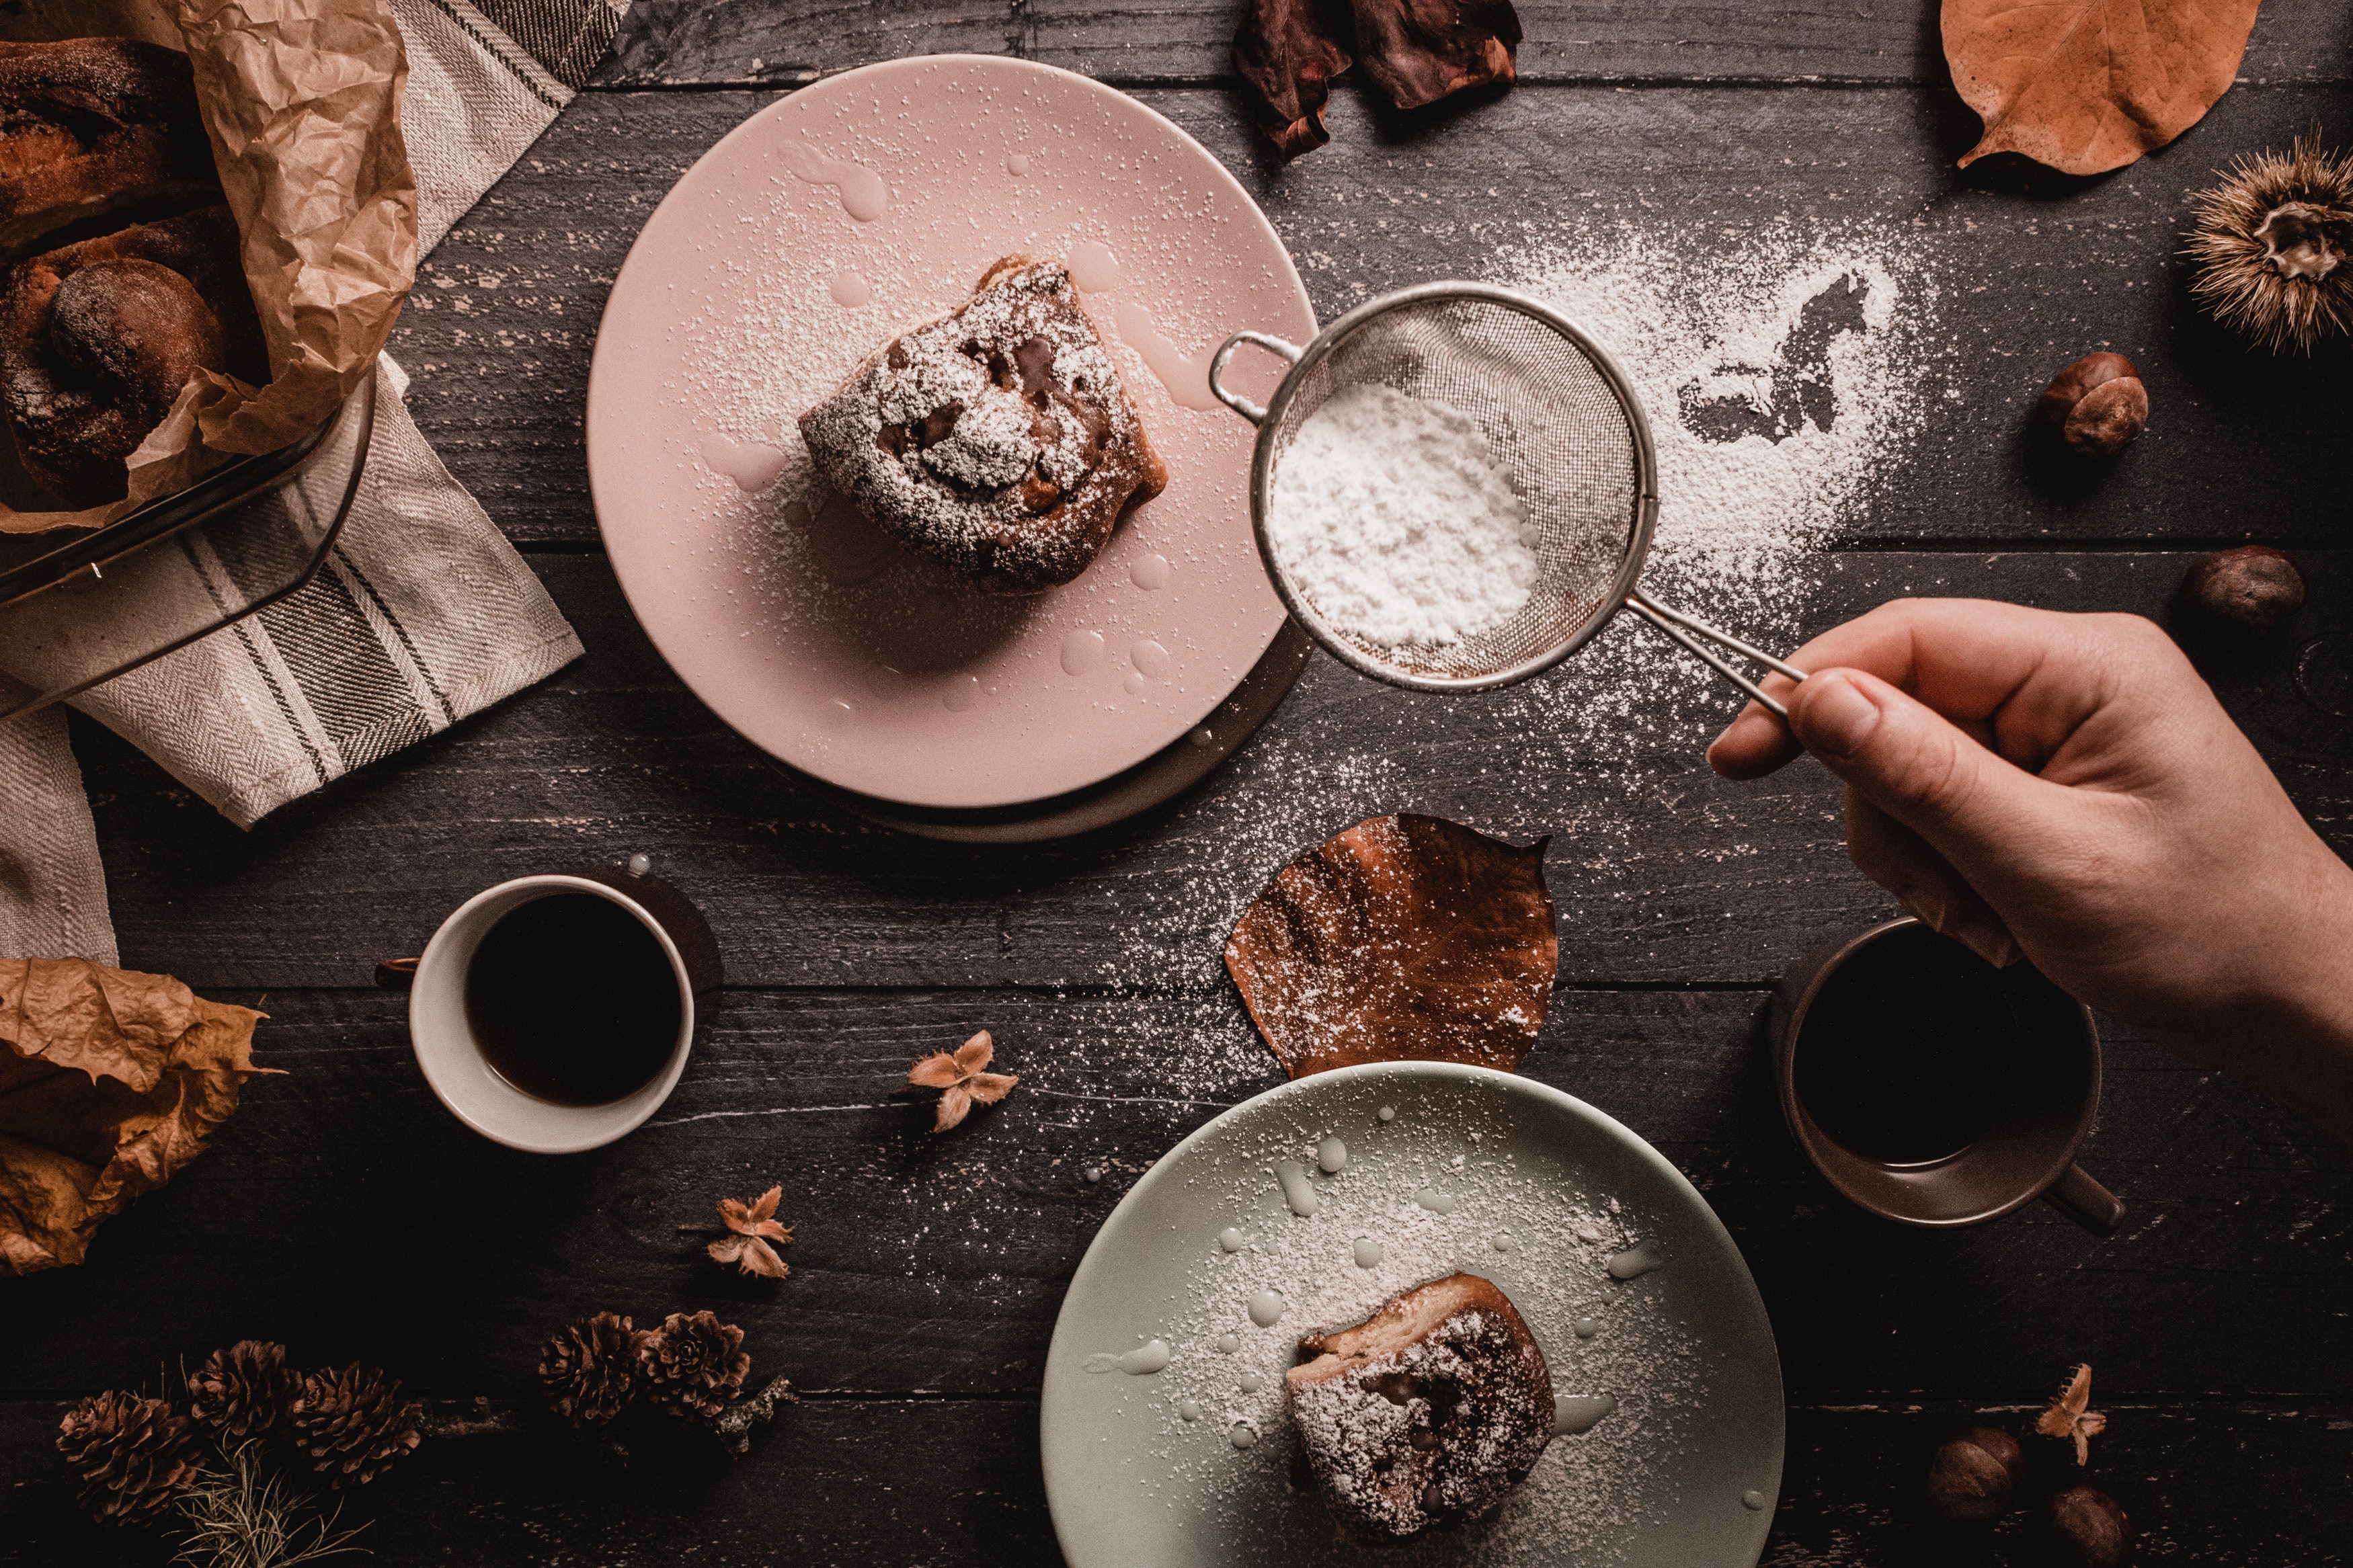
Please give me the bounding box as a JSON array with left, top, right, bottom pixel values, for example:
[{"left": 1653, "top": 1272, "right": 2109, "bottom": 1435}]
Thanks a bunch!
[{"left": 7, "top": 4, "right": 2353, "bottom": 1562}]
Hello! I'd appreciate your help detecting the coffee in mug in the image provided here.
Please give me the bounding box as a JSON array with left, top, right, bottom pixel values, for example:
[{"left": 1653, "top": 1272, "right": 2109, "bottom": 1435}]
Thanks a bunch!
[
  {"left": 467, "top": 892, "right": 682, "bottom": 1106},
  {"left": 398, "top": 862, "right": 721, "bottom": 1153},
  {"left": 1769, "top": 917, "right": 2123, "bottom": 1233}
]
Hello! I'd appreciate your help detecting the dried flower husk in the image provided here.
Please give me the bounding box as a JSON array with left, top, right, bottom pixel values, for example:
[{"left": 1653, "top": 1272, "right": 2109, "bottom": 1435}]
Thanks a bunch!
[
  {"left": 188, "top": 1339, "right": 296, "bottom": 1440},
  {"left": 637, "top": 1310, "right": 750, "bottom": 1419},
  {"left": 1226, "top": 814, "right": 1558, "bottom": 1077},
  {"left": 0, "top": 958, "right": 272, "bottom": 1275},
  {"left": 56, "top": 1389, "right": 201, "bottom": 1527},
  {"left": 707, "top": 1186, "right": 793, "bottom": 1277},
  {"left": 2187, "top": 131, "right": 2353, "bottom": 353},
  {"left": 907, "top": 1032, "right": 1018, "bottom": 1133},
  {"left": 2035, "top": 1362, "right": 2108, "bottom": 1465}
]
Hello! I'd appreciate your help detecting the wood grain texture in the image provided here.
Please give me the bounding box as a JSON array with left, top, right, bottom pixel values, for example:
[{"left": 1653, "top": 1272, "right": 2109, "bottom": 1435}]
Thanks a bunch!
[
  {"left": 393, "top": 83, "right": 2353, "bottom": 547},
  {"left": 597, "top": 0, "right": 2353, "bottom": 87},
  {"left": 76, "top": 550, "right": 2353, "bottom": 991},
  {"left": 3, "top": 1395, "right": 2344, "bottom": 1565},
  {"left": 2, "top": 989, "right": 2342, "bottom": 1402}
]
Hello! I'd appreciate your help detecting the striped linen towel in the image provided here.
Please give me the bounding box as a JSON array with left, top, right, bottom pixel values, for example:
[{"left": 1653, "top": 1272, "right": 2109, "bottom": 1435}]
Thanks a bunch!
[{"left": 0, "top": 0, "right": 630, "bottom": 962}]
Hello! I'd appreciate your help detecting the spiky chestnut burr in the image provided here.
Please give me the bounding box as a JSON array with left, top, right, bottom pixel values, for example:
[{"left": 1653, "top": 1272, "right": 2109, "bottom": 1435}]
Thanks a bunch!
[{"left": 2186, "top": 130, "right": 2353, "bottom": 354}]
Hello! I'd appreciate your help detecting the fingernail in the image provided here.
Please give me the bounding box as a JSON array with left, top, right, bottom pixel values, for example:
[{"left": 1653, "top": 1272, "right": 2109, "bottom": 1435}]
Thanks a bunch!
[{"left": 1801, "top": 674, "right": 1880, "bottom": 759}]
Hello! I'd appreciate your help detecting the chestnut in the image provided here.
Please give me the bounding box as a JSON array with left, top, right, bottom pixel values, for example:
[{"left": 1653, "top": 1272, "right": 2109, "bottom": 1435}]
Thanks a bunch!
[
  {"left": 2183, "top": 544, "right": 2306, "bottom": 637},
  {"left": 1925, "top": 1425, "right": 2024, "bottom": 1526},
  {"left": 2045, "top": 1483, "right": 2135, "bottom": 1567},
  {"left": 2036, "top": 352, "right": 2148, "bottom": 459}
]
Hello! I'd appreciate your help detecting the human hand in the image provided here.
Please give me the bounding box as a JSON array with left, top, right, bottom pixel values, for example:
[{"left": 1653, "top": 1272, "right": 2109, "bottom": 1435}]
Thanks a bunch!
[{"left": 1708, "top": 599, "right": 2353, "bottom": 1136}]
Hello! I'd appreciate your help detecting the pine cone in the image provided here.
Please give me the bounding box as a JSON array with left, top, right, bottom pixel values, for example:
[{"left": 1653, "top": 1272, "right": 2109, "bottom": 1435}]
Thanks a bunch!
[
  {"left": 290, "top": 1364, "right": 422, "bottom": 1489},
  {"left": 55, "top": 1391, "right": 200, "bottom": 1528},
  {"left": 188, "top": 1340, "right": 296, "bottom": 1439},
  {"left": 540, "top": 1312, "right": 644, "bottom": 1428},
  {"left": 636, "top": 1310, "right": 750, "bottom": 1419}
]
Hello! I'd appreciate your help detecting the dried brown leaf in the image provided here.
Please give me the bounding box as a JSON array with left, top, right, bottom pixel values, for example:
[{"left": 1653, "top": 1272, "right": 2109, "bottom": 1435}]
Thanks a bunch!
[
  {"left": 2035, "top": 1362, "right": 2105, "bottom": 1464},
  {"left": 909, "top": 1032, "right": 1019, "bottom": 1132},
  {"left": 1224, "top": 814, "right": 1558, "bottom": 1078},
  {"left": 1233, "top": 0, "right": 1353, "bottom": 158},
  {"left": 1348, "top": 0, "right": 1521, "bottom": 114},
  {"left": 1943, "top": 0, "right": 2262, "bottom": 175},
  {"left": 0, "top": 958, "right": 271, "bottom": 1275},
  {"left": 1234, "top": 0, "right": 1520, "bottom": 160}
]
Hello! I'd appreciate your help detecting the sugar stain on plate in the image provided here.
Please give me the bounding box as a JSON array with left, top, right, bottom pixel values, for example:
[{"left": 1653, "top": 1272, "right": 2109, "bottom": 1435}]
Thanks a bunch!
[
  {"left": 1607, "top": 1240, "right": 1667, "bottom": 1280},
  {"left": 1061, "top": 630, "right": 1107, "bottom": 675},
  {"left": 1111, "top": 298, "right": 1220, "bottom": 411},
  {"left": 1084, "top": 1338, "right": 1171, "bottom": 1375},
  {"left": 701, "top": 436, "right": 789, "bottom": 493},
  {"left": 778, "top": 140, "right": 888, "bottom": 220}
]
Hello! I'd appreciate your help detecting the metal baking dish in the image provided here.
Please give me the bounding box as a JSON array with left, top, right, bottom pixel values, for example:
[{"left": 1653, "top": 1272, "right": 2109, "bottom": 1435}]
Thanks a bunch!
[{"left": 0, "top": 372, "right": 376, "bottom": 719}]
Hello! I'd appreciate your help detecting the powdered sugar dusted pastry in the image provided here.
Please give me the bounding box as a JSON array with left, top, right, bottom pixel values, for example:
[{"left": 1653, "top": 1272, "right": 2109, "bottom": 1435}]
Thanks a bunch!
[
  {"left": 1285, "top": 1273, "right": 1552, "bottom": 1544},
  {"left": 797, "top": 254, "right": 1166, "bottom": 593}
]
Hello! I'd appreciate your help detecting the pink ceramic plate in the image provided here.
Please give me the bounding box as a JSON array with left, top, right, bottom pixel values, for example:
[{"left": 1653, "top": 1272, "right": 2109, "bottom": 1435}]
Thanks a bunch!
[{"left": 587, "top": 56, "right": 1314, "bottom": 810}]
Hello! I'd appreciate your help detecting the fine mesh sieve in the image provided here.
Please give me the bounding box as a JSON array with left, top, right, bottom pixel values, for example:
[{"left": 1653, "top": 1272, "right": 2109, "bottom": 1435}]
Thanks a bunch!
[{"left": 1207, "top": 282, "right": 1808, "bottom": 714}]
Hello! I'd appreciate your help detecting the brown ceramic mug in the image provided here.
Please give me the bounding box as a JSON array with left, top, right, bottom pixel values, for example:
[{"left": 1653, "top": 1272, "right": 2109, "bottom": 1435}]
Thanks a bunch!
[{"left": 1769, "top": 917, "right": 2124, "bottom": 1233}]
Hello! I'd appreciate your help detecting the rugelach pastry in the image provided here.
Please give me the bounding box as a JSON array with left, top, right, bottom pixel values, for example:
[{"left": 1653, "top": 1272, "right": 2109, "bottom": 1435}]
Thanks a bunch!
[
  {"left": 0, "top": 38, "right": 218, "bottom": 259},
  {"left": 797, "top": 254, "right": 1166, "bottom": 593},
  {"left": 1, "top": 205, "right": 266, "bottom": 504},
  {"left": 1284, "top": 1273, "right": 1554, "bottom": 1544}
]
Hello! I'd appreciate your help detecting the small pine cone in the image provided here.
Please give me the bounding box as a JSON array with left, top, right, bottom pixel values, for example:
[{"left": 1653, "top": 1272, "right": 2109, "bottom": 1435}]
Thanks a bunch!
[
  {"left": 290, "top": 1364, "right": 423, "bottom": 1489},
  {"left": 636, "top": 1310, "right": 750, "bottom": 1419},
  {"left": 55, "top": 1391, "right": 200, "bottom": 1528},
  {"left": 188, "top": 1340, "right": 296, "bottom": 1439},
  {"left": 540, "top": 1312, "right": 644, "bottom": 1428}
]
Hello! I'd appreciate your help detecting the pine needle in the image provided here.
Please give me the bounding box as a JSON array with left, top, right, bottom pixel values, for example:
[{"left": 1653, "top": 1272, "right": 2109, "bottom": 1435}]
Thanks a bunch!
[{"left": 173, "top": 1442, "right": 369, "bottom": 1568}]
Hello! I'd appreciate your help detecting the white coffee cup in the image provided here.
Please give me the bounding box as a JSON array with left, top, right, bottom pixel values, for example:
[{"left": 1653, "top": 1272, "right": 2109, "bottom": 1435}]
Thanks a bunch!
[{"left": 406, "top": 870, "right": 709, "bottom": 1153}]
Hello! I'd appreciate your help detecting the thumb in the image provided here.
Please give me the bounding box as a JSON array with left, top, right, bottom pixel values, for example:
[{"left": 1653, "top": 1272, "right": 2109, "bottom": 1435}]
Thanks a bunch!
[{"left": 1788, "top": 668, "right": 2067, "bottom": 873}]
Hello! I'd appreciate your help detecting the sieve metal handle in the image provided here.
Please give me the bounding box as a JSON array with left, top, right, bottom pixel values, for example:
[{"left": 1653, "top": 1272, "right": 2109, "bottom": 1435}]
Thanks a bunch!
[
  {"left": 1624, "top": 591, "right": 1808, "bottom": 719},
  {"left": 1207, "top": 331, "right": 1305, "bottom": 425}
]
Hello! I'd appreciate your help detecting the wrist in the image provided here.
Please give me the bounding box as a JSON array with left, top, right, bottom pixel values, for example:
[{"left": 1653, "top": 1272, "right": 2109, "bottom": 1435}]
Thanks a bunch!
[{"left": 2220, "top": 848, "right": 2353, "bottom": 1141}]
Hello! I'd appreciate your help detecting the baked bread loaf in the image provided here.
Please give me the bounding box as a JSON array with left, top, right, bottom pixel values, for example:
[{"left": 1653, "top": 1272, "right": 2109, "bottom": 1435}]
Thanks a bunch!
[
  {"left": 1, "top": 206, "right": 266, "bottom": 505},
  {"left": 0, "top": 39, "right": 218, "bottom": 261},
  {"left": 1285, "top": 1274, "right": 1553, "bottom": 1544},
  {"left": 798, "top": 255, "right": 1167, "bottom": 593}
]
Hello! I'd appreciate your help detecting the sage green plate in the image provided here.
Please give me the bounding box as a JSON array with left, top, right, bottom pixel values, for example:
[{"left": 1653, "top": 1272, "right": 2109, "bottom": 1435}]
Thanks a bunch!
[{"left": 1041, "top": 1062, "right": 1783, "bottom": 1567}]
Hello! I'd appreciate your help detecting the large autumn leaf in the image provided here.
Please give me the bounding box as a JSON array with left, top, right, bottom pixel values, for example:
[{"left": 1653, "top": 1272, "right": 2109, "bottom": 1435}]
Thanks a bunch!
[
  {"left": 1944, "top": 0, "right": 2264, "bottom": 175},
  {"left": 1225, "top": 814, "right": 1558, "bottom": 1078},
  {"left": 0, "top": 958, "right": 270, "bottom": 1275}
]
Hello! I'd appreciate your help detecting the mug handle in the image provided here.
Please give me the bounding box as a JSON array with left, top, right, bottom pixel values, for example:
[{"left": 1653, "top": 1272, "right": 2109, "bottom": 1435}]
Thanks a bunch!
[
  {"left": 376, "top": 956, "right": 419, "bottom": 991},
  {"left": 2043, "top": 1163, "right": 2124, "bottom": 1234}
]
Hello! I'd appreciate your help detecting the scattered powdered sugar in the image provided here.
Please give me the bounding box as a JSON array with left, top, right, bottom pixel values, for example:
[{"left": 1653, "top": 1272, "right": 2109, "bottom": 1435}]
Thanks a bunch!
[
  {"left": 1121, "top": 1100, "right": 1708, "bottom": 1564},
  {"left": 1070, "top": 224, "right": 1945, "bottom": 1094},
  {"left": 1486, "top": 223, "right": 1939, "bottom": 634},
  {"left": 1266, "top": 383, "right": 1538, "bottom": 647}
]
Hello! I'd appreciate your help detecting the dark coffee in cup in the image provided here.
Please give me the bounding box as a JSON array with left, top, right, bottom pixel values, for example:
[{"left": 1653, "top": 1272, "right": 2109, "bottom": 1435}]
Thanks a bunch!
[
  {"left": 402, "top": 865, "right": 721, "bottom": 1154},
  {"left": 1791, "top": 925, "right": 2030, "bottom": 1166},
  {"left": 467, "top": 892, "right": 682, "bottom": 1106},
  {"left": 1769, "top": 917, "right": 2122, "bottom": 1233}
]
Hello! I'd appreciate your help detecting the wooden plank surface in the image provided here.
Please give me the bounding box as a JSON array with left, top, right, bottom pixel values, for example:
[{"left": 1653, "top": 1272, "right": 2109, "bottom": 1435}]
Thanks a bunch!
[
  {"left": 3, "top": 990, "right": 2344, "bottom": 1401},
  {"left": 6, "top": 1395, "right": 2344, "bottom": 1566},
  {"left": 77, "top": 550, "right": 2353, "bottom": 991},
  {"left": 14, "top": 9, "right": 2353, "bottom": 1566},
  {"left": 397, "top": 83, "right": 2353, "bottom": 549},
  {"left": 599, "top": 0, "right": 2353, "bottom": 87}
]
